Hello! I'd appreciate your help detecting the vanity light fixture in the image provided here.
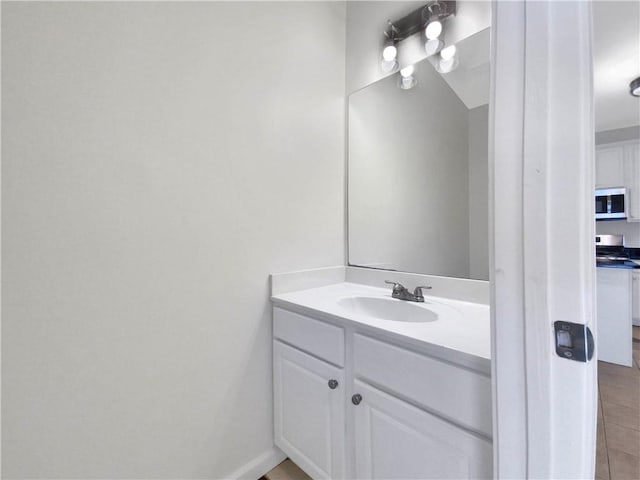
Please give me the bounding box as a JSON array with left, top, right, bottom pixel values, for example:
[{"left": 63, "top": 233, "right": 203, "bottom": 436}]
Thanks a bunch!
[
  {"left": 422, "top": 1, "right": 455, "bottom": 56},
  {"left": 630, "top": 77, "right": 640, "bottom": 97},
  {"left": 380, "top": 2, "right": 456, "bottom": 87},
  {"left": 398, "top": 64, "right": 417, "bottom": 90},
  {"left": 425, "top": 18, "right": 442, "bottom": 40},
  {"left": 424, "top": 38, "right": 444, "bottom": 56},
  {"left": 400, "top": 65, "right": 415, "bottom": 77},
  {"left": 436, "top": 44, "right": 459, "bottom": 73},
  {"left": 381, "top": 22, "right": 400, "bottom": 73}
]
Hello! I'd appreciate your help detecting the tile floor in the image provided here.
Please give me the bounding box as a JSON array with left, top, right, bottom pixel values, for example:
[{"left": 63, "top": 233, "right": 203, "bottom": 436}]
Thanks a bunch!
[
  {"left": 596, "top": 326, "right": 640, "bottom": 480},
  {"left": 265, "top": 328, "right": 640, "bottom": 480},
  {"left": 261, "top": 459, "right": 311, "bottom": 480}
]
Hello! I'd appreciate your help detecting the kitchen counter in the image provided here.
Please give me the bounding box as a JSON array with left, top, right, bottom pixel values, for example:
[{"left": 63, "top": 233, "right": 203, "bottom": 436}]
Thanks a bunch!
[
  {"left": 272, "top": 282, "right": 490, "bottom": 371},
  {"left": 597, "top": 261, "right": 640, "bottom": 269}
]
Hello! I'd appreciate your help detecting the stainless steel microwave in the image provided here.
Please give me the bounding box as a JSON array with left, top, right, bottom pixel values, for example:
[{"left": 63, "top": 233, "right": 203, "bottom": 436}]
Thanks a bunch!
[{"left": 595, "top": 187, "right": 627, "bottom": 220}]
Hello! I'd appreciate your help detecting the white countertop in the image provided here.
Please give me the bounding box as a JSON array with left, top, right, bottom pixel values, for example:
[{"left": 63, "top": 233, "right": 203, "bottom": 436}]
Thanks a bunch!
[{"left": 272, "top": 282, "right": 491, "bottom": 368}]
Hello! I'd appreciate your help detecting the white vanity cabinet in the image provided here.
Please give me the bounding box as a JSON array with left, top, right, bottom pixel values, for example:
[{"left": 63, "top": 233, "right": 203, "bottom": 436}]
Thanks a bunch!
[
  {"left": 272, "top": 306, "right": 492, "bottom": 480},
  {"left": 353, "top": 381, "right": 492, "bottom": 480},
  {"left": 273, "top": 308, "right": 346, "bottom": 480},
  {"left": 273, "top": 341, "right": 346, "bottom": 480}
]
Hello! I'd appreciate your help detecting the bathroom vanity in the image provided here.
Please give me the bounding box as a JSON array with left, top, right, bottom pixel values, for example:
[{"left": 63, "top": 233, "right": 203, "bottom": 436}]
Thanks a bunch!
[
  {"left": 272, "top": 19, "right": 494, "bottom": 479},
  {"left": 271, "top": 280, "right": 492, "bottom": 480}
]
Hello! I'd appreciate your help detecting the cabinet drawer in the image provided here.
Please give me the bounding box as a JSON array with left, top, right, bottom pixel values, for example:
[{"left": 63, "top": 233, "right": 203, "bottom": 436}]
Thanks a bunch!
[
  {"left": 354, "top": 334, "right": 492, "bottom": 436},
  {"left": 274, "top": 307, "right": 345, "bottom": 366}
]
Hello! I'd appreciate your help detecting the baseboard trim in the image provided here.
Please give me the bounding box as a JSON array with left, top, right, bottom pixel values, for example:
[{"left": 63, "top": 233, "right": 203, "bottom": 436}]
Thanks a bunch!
[{"left": 223, "top": 447, "right": 287, "bottom": 480}]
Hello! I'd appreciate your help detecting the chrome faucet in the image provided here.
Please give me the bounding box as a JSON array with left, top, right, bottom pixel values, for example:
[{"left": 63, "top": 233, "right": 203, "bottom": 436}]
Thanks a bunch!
[{"left": 385, "top": 280, "right": 432, "bottom": 302}]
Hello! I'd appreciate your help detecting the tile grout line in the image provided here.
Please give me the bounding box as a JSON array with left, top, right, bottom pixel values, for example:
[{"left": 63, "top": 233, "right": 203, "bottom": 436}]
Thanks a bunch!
[{"left": 599, "top": 377, "right": 613, "bottom": 480}]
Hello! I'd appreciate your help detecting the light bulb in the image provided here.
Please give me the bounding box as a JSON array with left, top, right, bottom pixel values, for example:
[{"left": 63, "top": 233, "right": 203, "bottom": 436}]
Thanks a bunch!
[
  {"left": 380, "top": 59, "right": 398, "bottom": 73},
  {"left": 436, "top": 56, "right": 459, "bottom": 74},
  {"left": 440, "top": 44, "right": 457, "bottom": 61},
  {"left": 400, "top": 65, "right": 415, "bottom": 78},
  {"left": 424, "top": 39, "right": 443, "bottom": 56},
  {"left": 398, "top": 75, "right": 417, "bottom": 90},
  {"left": 382, "top": 44, "right": 397, "bottom": 62},
  {"left": 425, "top": 20, "right": 442, "bottom": 40}
]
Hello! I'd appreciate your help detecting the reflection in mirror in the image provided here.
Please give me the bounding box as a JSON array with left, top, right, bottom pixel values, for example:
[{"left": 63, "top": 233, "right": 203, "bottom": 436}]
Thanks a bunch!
[{"left": 348, "top": 28, "right": 490, "bottom": 280}]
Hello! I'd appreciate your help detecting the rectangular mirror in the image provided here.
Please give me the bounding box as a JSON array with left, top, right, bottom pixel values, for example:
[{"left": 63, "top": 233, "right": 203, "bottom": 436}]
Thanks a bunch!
[{"left": 348, "top": 27, "right": 490, "bottom": 280}]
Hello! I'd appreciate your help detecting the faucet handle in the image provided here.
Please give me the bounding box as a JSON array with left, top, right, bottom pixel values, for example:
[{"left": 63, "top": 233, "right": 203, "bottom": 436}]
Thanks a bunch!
[
  {"left": 385, "top": 280, "right": 405, "bottom": 294},
  {"left": 413, "top": 285, "right": 432, "bottom": 300}
]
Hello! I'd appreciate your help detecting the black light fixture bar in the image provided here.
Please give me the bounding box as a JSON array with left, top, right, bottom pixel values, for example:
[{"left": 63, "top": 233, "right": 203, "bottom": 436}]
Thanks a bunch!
[
  {"left": 630, "top": 77, "right": 640, "bottom": 97},
  {"left": 386, "top": 1, "right": 456, "bottom": 41}
]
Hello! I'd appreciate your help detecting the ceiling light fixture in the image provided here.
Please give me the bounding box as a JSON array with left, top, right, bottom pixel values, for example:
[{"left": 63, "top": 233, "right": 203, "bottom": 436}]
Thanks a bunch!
[{"left": 630, "top": 77, "right": 640, "bottom": 97}]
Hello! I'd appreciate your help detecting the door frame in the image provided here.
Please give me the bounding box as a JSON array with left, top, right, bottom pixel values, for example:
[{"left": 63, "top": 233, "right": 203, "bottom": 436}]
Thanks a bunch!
[{"left": 490, "top": 1, "right": 597, "bottom": 478}]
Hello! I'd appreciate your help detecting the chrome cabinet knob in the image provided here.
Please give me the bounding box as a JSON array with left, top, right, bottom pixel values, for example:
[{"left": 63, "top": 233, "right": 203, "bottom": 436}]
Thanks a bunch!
[
  {"left": 352, "top": 394, "right": 362, "bottom": 405},
  {"left": 328, "top": 379, "right": 339, "bottom": 390}
]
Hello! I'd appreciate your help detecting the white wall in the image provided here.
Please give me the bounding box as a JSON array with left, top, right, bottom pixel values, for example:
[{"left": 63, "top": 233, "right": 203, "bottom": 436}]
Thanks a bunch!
[
  {"left": 1, "top": 2, "right": 345, "bottom": 478},
  {"left": 348, "top": 59, "right": 470, "bottom": 277},
  {"left": 468, "top": 104, "right": 490, "bottom": 279},
  {"left": 596, "top": 221, "right": 640, "bottom": 247}
]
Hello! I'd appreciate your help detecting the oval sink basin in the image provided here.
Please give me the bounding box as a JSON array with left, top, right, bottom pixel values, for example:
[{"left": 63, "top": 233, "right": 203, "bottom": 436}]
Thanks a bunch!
[{"left": 336, "top": 296, "right": 437, "bottom": 323}]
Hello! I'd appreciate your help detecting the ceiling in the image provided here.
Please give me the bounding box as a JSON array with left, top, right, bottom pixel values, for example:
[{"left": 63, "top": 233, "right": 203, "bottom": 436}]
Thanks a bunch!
[{"left": 427, "top": 2, "right": 640, "bottom": 131}]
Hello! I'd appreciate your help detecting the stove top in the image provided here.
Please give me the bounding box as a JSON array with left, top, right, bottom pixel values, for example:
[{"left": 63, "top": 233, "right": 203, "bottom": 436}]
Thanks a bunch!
[{"left": 595, "top": 235, "right": 639, "bottom": 269}]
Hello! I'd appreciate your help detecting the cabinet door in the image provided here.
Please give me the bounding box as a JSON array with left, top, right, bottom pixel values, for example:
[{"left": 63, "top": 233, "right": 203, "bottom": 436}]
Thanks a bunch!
[
  {"left": 597, "top": 268, "right": 633, "bottom": 366},
  {"left": 352, "top": 381, "right": 492, "bottom": 480},
  {"left": 596, "top": 146, "right": 625, "bottom": 188},
  {"left": 633, "top": 271, "right": 640, "bottom": 326},
  {"left": 273, "top": 341, "right": 345, "bottom": 480},
  {"left": 625, "top": 144, "right": 640, "bottom": 222}
]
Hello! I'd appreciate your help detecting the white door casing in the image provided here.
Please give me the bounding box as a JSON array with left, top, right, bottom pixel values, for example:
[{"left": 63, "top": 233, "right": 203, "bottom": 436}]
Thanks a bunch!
[{"left": 491, "top": 1, "right": 597, "bottom": 478}]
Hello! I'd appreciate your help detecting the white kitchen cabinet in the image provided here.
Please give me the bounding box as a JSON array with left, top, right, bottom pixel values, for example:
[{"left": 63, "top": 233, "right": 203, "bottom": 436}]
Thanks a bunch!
[
  {"left": 596, "top": 268, "right": 633, "bottom": 366},
  {"left": 596, "top": 145, "right": 626, "bottom": 189},
  {"left": 595, "top": 141, "right": 640, "bottom": 222},
  {"left": 633, "top": 270, "right": 640, "bottom": 326},
  {"left": 352, "top": 380, "right": 492, "bottom": 480},
  {"left": 273, "top": 340, "right": 346, "bottom": 480},
  {"left": 625, "top": 143, "right": 640, "bottom": 222}
]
